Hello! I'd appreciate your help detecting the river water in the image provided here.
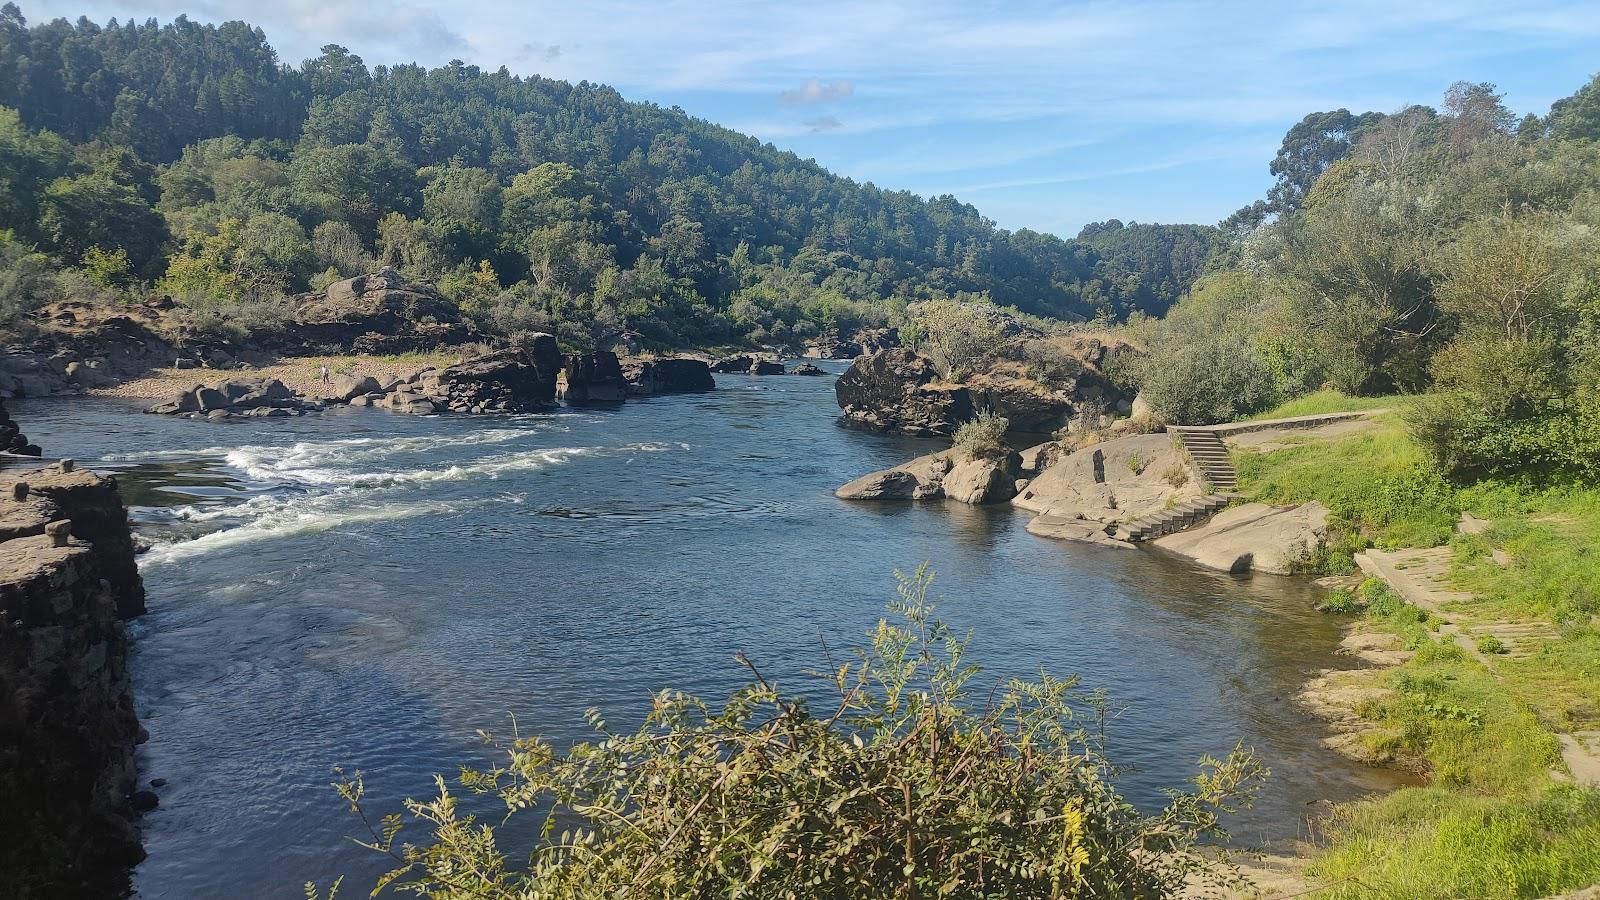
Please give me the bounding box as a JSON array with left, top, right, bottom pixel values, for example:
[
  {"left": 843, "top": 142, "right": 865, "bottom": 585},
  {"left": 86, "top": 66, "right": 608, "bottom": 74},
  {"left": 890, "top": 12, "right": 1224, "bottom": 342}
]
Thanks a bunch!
[{"left": 17, "top": 364, "right": 1400, "bottom": 897}]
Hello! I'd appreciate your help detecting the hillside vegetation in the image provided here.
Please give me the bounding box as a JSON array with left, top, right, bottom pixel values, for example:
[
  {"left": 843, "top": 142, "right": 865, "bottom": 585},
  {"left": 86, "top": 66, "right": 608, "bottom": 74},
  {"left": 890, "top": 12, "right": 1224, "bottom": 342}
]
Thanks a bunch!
[{"left": 0, "top": 4, "right": 1212, "bottom": 353}]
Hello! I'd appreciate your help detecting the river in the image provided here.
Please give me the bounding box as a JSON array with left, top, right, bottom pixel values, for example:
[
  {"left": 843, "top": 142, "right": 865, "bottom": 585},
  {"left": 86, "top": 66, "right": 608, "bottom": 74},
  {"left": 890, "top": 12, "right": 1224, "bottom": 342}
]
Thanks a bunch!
[{"left": 16, "top": 363, "right": 1400, "bottom": 897}]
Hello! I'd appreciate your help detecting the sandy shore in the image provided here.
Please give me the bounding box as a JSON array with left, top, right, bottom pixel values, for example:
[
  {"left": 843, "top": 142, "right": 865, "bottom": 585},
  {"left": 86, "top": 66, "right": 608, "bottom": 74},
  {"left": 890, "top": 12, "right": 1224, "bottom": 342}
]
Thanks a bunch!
[{"left": 89, "top": 352, "right": 472, "bottom": 401}]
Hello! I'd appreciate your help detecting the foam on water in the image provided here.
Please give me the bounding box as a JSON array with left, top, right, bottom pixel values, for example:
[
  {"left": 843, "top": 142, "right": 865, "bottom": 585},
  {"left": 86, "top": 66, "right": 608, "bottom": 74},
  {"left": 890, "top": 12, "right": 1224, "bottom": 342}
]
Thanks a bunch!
[
  {"left": 139, "top": 493, "right": 498, "bottom": 567},
  {"left": 136, "top": 427, "right": 682, "bottom": 565}
]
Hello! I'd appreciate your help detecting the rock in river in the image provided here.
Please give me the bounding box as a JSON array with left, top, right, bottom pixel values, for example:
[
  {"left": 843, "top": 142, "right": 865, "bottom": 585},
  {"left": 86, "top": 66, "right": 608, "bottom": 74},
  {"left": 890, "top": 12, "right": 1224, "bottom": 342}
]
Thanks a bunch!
[
  {"left": 623, "top": 357, "right": 715, "bottom": 395},
  {"left": 836, "top": 449, "right": 1022, "bottom": 505},
  {"left": 834, "top": 349, "right": 972, "bottom": 436}
]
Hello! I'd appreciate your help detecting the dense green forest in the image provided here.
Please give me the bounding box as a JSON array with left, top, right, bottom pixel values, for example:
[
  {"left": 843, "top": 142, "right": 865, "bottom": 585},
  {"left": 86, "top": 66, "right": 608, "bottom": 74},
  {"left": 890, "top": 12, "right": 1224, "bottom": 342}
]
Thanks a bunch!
[
  {"left": 1130, "top": 75, "right": 1600, "bottom": 480},
  {"left": 0, "top": 5, "right": 1215, "bottom": 349}
]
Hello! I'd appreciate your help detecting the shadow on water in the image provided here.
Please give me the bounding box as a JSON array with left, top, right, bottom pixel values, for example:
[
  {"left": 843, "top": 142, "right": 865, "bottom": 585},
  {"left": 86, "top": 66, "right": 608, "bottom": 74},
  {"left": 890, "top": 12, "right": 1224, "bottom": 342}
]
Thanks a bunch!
[{"left": 11, "top": 384, "right": 1409, "bottom": 896}]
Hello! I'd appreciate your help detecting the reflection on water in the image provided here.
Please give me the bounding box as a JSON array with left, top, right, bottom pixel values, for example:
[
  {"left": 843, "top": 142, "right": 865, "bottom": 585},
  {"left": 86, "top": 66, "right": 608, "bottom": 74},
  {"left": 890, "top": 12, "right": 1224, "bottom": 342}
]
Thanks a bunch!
[{"left": 14, "top": 371, "right": 1405, "bottom": 898}]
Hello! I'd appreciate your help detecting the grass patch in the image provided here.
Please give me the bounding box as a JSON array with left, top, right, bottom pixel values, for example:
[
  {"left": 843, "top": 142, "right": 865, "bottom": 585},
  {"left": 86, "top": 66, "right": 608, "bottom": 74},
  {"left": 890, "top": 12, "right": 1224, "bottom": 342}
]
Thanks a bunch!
[
  {"left": 1236, "top": 415, "right": 1458, "bottom": 554},
  {"left": 1240, "top": 405, "right": 1600, "bottom": 896},
  {"left": 1243, "top": 390, "right": 1410, "bottom": 421},
  {"left": 1308, "top": 586, "right": 1592, "bottom": 898},
  {"left": 1497, "top": 630, "right": 1600, "bottom": 733},
  {"left": 1310, "top": 784, "right": 1600, "bottom": 899}
]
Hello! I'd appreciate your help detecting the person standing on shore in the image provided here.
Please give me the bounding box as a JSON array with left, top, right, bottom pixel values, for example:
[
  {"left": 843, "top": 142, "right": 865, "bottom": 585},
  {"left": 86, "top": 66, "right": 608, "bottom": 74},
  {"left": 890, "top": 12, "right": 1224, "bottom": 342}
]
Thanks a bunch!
[{"left": 320, "top": 364, "right": 330, "bottom": 385}]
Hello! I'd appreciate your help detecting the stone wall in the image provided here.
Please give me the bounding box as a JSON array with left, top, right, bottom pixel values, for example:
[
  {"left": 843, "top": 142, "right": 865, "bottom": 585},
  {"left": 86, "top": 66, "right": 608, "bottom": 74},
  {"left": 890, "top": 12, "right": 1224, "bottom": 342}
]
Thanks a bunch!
[{"left": 1, "top": 455, "right": 146, "bottom": 895}]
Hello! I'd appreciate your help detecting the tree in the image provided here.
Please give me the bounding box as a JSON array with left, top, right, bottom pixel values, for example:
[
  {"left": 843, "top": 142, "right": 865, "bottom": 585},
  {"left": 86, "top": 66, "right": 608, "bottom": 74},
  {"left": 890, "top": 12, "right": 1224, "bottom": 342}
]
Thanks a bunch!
[
  {"left": 0, "top": 106, "right": 70, "bottom": 241},
  {"left": 907, "top": 298, "right": 1005, "bottom": 380},
  {"left": 1266, "top": 109, "right": 1385, "bottom": 215},
  {"left": 420, "top": 165, "right": 501, "bottom": 232},
  {"left": 311, "top": 220, "right": 372, "bottom": 276},
  {"left": 1442, "top": 81, "right": 1514, "bottom": 159},
  {"left": 1549, "top": 73, "right": 1600, "bottom": 143},
  {"left": 1277, "top": 168, "right": 1441, "bottom": 394},
  {"left": 288, "top": 142, "right": 418, "bottom": 238},
  {"left": 39, "top": 170, "right": 165, "bottom": 272}
]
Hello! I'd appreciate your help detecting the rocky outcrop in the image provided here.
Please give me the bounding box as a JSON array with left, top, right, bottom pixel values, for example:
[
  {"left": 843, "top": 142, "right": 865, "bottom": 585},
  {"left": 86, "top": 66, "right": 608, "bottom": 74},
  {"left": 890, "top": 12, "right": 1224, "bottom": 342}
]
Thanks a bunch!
[
  {"left": 789, "top": 363, "right": 824, "bottom": 376},
  {"left": 1, "top": 399, "right": 40, "bottom": 455},
  {"left": 834, "top": 350, "right": 973, "bottom": 436},
  {"left": 1011, "top": 431, "right": 1201, "bottom": 544},
  {"left": 421, "top": 334, "right": 561, "bottom": 414},
  {"left": 144, "top": 377, "right": 322, "bottom": 420},
  {"left": 803, "top": 339, "right": 862, "bottom": 360},
  {"left": 623, "top": 357, "right": 715, "bottom": 395},
  {"left": 1, "top": 460, "right": 147, "bottom": 897},
  {"left": 5, "top": 298, "right": 186, "bottom": 398},
  {"left": 964, "top": 374, "right": 1075, "bottom": 434},
  {"left": 558, "top": 352, "right": 627, "bottom": 404},
  {"left": 1152, "top": 502, "right": 1330, "bottom": 575},
  {"left": 710, "top": 353, "right": 784, "bottom": 375},
  {"left": 289, "top": 268, "right": 478, "bottom": 353},
  {"left": 836, "top": 449, "right": 1022, "bottom": 505}
]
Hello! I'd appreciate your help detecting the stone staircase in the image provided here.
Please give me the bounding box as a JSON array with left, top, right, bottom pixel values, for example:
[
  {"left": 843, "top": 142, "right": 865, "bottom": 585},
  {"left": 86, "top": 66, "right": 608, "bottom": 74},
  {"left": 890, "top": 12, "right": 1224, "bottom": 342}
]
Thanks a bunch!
[
  {"left": 1117, "top": 493, "right": 1236, "bottom": 543},
  {"left": 1170, "top": 427, "right": 1239, "bottom": 492}
]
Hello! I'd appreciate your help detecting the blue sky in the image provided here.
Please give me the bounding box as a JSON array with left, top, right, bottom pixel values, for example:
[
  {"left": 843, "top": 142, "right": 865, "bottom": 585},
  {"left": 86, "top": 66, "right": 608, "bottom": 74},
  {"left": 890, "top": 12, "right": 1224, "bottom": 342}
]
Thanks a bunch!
[{"left": 24, "top": 0, "right": 1600, "bottom": 237}]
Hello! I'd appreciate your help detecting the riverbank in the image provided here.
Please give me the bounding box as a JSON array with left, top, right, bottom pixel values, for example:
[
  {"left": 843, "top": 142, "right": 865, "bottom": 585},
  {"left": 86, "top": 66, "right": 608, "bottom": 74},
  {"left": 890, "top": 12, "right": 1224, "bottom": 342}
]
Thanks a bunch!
[
  {"left": 89, "top": 352, "right": 474, "bottom": 402},
  {"left": 1231, "top": 406, "right": 1600, "bottom": 898}
]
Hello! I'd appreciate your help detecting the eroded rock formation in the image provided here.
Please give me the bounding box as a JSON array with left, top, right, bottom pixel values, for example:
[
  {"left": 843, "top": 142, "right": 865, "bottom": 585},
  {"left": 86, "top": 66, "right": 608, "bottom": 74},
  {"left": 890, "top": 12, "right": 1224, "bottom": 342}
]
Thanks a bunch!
[
  {"left": 558, "top": 352, "right": 627, "bottom": 404},
  {"left": 623, "top": 357, "right": 715, "bottom": 395},
  {"left": 1, "top": 442, "right": 147, "bottom": 896},
  {"left": 145, "top": 376, "right": 321, "bottom": 420},
  {"left": 834, "top": 350, "right": 973, "bottom": 436},
  {"left": 290, "top": 268, "right": 475, "bottom": 352},
  {"left": 2, "top": 398, "right": 40, "bottom": 455}
]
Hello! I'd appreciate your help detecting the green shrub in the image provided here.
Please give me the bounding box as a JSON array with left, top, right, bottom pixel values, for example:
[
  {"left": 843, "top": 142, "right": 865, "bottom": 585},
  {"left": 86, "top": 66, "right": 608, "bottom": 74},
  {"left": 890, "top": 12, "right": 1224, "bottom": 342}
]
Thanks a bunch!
[
  {"left": 952, "top": 410, "right": 1010, "bottom": 459},
  {"left": 1477, "top": 634, "right": 1508, "bottom": 655},
  {"left": 1317, "top": 587, "right": 1362, "bottom": 614},
  {"left": 1136, "top": 334, "right": 1278, "bottom": 425},
  {"left": 317, "top": 568, "right": 1265, "bottom": 899}
]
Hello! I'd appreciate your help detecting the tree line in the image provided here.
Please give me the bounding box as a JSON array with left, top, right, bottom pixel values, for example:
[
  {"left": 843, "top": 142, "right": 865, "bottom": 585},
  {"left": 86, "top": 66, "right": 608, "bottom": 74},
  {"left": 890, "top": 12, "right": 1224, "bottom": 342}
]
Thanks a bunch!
[
  {"left": 1131, "top": 75, "right": 1600, "bottom": 480},
  {"left": 0, "top": 5, "right": 1213, "bottom": 350}
]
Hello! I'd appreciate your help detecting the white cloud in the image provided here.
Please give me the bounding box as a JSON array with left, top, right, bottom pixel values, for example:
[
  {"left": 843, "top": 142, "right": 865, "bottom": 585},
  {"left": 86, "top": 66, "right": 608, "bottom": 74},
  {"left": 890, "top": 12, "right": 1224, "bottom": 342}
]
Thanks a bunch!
[{"left": 779, "top": 79, "right": 854, "bottom": 106}]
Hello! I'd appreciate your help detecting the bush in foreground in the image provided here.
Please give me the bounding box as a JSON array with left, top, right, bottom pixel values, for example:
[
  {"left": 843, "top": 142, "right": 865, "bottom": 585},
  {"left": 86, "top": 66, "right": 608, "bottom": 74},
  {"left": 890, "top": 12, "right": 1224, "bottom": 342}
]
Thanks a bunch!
[{"left": 315, "top": 567, "right": 1263, "bottom": 899}]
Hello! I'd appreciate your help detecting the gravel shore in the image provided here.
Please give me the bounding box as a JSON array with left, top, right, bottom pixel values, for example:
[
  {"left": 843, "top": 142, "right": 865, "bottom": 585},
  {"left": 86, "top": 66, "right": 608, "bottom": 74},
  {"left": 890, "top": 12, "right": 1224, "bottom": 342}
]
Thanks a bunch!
[{"left": 89, "top": 353, "right": 469, "bottom": 401}]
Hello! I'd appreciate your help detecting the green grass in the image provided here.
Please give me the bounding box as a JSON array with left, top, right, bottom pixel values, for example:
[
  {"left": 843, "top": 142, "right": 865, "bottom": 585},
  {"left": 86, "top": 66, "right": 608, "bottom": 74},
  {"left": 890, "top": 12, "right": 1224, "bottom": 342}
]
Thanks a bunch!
[
  {"left": 1307, "top": 589, "right": 1596, "bottom": 899},
  {"left": 1310, "top": 785, "right": 1600, "bottom": 898},
  {"left": 1239, "top": 415, "right": 1600, "bottom": 897},
  {"left": 1236, "top": 414, "right": 1458, "bottom": 555},
  {"left": 1243, "top": 390, "right": 1410, "bottom": 421}
]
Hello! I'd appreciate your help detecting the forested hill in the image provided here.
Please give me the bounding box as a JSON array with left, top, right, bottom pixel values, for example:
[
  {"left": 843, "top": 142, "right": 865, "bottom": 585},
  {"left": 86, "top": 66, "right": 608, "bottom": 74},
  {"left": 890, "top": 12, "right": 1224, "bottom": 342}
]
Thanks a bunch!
[{"left": 0, "top": 5, "right": 1213, "bottom": 348}]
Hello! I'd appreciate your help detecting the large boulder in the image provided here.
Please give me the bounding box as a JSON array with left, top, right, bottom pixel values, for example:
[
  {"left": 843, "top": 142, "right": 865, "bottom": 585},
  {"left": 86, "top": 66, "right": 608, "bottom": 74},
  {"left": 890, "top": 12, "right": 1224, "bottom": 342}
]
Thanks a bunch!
[
  {"left": 0, "top": 398, "right": 40, "bottom": 455},
  {"left": 429, "top": 334, "right": 562, "bottom": 413},
  {"left": 623, "top": 357, "right": 715, "bottom": 395},
  {"left": 943, "top": 452, "right": 1024, "bottom": 504},
  {"left": 836, "top": 449, "right": 1020, "bottom": 505},
  {"left": 803, "top": 339, "right": 862, "bottom": 360},
  {"left": 1153, "top": 502, "right": 1330, "bottom": 574},
  {"left": 834, "top": 350, "right": 973, "bottom": 436},
  {"left": 145, "top": 377, "right": 316, "bottom": 420},
  {"left": 320, "top": 374, "right": 382, "bottom": 403},
  {"left": 558, "top": 352, "right": 626, "bottom": 404},
  {"left": 710, "top": 353, "right": 785, "bottom": 375},
  {"left": 289, "top": 268, "right": 476, "bottom": 352}
]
